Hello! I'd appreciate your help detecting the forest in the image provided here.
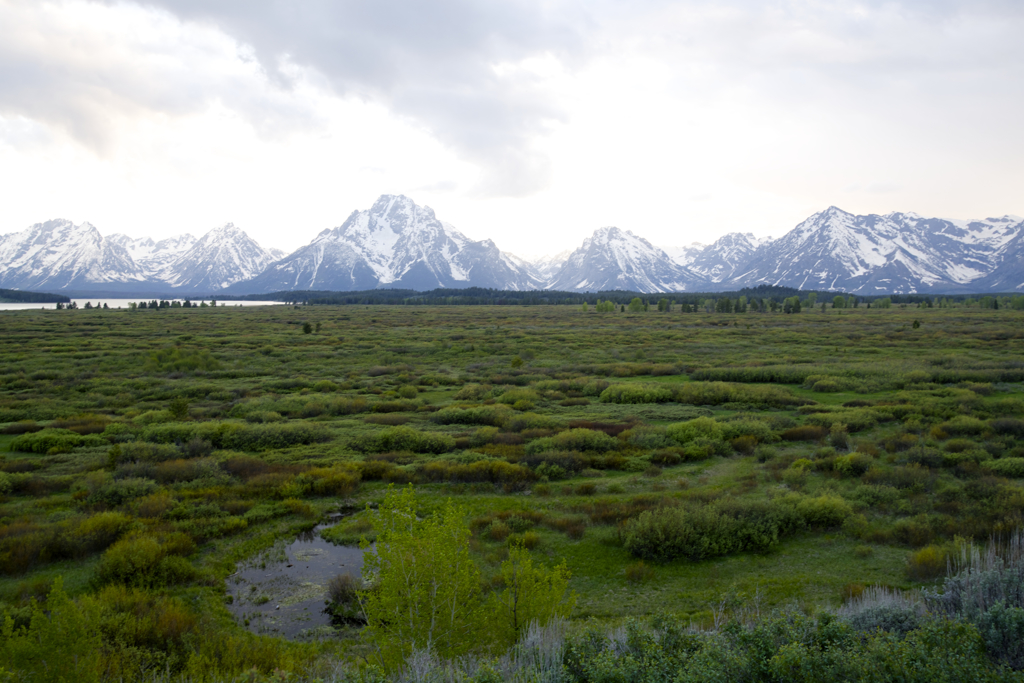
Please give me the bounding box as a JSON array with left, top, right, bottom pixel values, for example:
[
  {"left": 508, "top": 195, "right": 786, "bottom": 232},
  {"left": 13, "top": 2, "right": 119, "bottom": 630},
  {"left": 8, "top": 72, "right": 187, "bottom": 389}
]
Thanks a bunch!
[{"left": 1, "top": 297, "right": 1024, "bottom": 681}]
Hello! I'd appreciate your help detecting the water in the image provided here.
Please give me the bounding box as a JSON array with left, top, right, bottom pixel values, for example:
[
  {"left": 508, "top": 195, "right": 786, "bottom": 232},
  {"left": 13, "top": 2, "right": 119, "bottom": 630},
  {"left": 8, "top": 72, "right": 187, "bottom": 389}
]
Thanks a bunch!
[
  {"left": 0, "top": 299, "right": 285, "bottom": 311},
  {"left": 225, "top": 517, "right": 369, "bottom": 640}
]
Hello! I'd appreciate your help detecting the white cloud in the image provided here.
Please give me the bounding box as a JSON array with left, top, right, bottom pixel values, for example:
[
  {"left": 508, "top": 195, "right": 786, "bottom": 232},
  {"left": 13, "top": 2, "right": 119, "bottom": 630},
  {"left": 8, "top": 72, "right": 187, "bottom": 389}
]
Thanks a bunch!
[{"left": 0, "top": 0, "right": 1021, "bottom": 258}]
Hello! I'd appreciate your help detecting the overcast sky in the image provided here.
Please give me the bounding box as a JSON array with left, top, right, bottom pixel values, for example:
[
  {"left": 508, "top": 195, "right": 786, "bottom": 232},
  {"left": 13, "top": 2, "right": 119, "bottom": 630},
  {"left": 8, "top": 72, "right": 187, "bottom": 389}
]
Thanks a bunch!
[{"left": 1, "top": 0, "right": 1022, "bottom": 257}]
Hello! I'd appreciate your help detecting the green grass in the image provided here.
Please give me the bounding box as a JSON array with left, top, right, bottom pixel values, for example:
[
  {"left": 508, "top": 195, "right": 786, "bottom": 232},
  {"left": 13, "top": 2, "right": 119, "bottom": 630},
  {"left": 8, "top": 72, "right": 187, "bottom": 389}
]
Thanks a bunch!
[{"left": 1, "top": 303, "right": 1023, "bottom": 678}]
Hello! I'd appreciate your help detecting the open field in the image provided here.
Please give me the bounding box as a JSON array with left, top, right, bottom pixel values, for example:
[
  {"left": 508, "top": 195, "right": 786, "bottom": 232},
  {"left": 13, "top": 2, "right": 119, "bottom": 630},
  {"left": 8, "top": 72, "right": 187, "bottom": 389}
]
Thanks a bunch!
[{"left": 2, "top": 301, "right": 1024, "bottom": 679}]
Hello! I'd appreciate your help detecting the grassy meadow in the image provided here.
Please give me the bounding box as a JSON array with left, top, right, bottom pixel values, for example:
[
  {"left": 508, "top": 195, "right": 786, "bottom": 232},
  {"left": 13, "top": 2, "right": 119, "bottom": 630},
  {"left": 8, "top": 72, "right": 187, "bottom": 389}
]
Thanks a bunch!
[{"left": 2, "top": 300, "right": 1024, "bottom": 679}]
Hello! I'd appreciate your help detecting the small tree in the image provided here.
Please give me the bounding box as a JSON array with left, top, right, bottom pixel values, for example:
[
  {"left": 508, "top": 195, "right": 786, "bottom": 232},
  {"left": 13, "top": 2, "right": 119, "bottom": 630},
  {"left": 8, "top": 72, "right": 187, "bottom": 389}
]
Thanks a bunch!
[
  {"left": 360, "top": 488, "right": 484, "bottom": 668},
  {"left": 490, "top": 542, "right": 576, "bottom": 646},
  {"left": 657, "top": 298, "right": 670, "bottom": 312},
  {"left": 833, "top": 295, "right": 846, "bottom": 309},
  {"left": 302, "top": 321, "right": 313, "bottom": 334},
  {"left": 628, "top": 297, "right": 644, "bottom": 313}
]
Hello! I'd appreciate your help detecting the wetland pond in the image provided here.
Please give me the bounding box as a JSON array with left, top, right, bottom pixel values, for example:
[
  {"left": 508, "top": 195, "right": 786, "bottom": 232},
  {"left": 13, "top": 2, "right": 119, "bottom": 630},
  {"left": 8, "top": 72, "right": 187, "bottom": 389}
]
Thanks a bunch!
[{"left": 226, "top": 516, "right": 369, "bottom": 640}]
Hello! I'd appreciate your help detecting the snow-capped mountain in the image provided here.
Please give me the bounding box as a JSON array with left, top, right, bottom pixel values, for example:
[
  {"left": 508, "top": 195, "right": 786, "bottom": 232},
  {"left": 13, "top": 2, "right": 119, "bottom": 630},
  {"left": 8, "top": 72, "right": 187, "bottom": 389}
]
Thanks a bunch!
[
  {"left": 229, "top": 195, "right": 541, "bottom": 294},
  {"left": 526, "top": 250, "right": 572, "bottom": 281},
  {"left": 667, "top": 233, "right": 771, "bottom": 284},
  {"left": 108, "top": 233, "right": 197, "bottom": 275},
  {"left": 158, "top": 223, "right": 280, "bottom": 291},
  {"left": 0, "top": 219, "right": 149, "bottom": 290},
  {"left": 0, "top": 220, "right": 279, "bottom": 293},
  {"left": 546, "top": 227, "right": 703, "bottom": 293},
  {"left": 726, "top": 208, "right": 1024, "bottom": 294},
  {"left": 5, "top": 202, "right": 1023, "bottom": 296}
]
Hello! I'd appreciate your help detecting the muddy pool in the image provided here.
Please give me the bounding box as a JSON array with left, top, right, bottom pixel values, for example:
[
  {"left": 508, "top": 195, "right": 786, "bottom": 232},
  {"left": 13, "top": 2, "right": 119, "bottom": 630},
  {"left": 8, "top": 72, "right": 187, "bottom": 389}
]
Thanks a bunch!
[{"left": 226, "top": 516, "right": 369, "bottom": 640}]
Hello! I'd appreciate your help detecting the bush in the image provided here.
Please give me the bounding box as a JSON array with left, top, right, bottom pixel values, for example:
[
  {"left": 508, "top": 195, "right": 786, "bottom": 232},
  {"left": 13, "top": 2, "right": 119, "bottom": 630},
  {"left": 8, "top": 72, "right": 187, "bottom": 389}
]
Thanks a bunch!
[
  {"left": 666, "top": 417, "right": 724, "bottom": 444},
  {"left": 495, "top": 388, "right": 539, "bottom": 405},
  {"left": 418, "top": 459, "right": 536, "bottom": 485},
  {"left": 0, "top": 420, "right": 43, "bottom": 435},
  {"left": 325, "top": 573, "right": 364, "bottom": 624},
  {"left": 354, "top": 426, "right": 456, "bottom": 454},
  {"left": 907, "top": 545, "right": 948, "bottom": 581},
  {"left": 94, "top": 532, "right": 196, "bottom": 587},
  {"left": 718, "top": 418, "right": 777, "bottom": 443},
  {"left": 297, "top": 466, "right": 361, "bottom": 496},
  {"left": 805, "top": 408, "right": 878, "bottom": 432},
  {"left": 11, "top": 428, "right": 83, "bottom": 454},
  {"left": 623, "top": 499, "right": 802, "bottom": 562},
  {"left": 987, "top": 458, "right": 1024, "bottom": 478},
  {"left": 88, "top": 477, "right": 159, "bottom": 507},
  {"left": 937, "top": 415, "right": 989, "bottom": 437},
  {"left": 599, "top": 383, "right": 674, "bottom": 404},
  {"left": 794, "top": 495, "right": 853, "bottom": 527},
  {"left": 834, "top": 453, "right": 873, "bottom": 477},
  {"left": 781, "top": 425, "right": 829, "bottom": 441},
  {"left": 525, "top": 428, "right": 619, "bottom": 454},
  {"left": 430, "top": 404, "right": 512, "bottom": 427},
  {"left": 990, "top": 418, "right": 1024, "bottom": 437}
]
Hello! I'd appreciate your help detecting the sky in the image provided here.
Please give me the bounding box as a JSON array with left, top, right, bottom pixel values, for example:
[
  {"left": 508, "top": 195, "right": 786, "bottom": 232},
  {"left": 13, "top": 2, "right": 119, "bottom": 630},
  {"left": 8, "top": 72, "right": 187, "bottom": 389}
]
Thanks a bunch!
[{"left": 0, "top": 0, "right": 1022, "bottom": 258}]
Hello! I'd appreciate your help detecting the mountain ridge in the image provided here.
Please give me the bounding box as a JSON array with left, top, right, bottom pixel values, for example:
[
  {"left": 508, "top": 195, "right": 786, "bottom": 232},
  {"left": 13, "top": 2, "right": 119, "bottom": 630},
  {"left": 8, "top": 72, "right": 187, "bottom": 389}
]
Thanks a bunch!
[{"left": 2, "top": 198, "right": 1022, "bottom": 296}]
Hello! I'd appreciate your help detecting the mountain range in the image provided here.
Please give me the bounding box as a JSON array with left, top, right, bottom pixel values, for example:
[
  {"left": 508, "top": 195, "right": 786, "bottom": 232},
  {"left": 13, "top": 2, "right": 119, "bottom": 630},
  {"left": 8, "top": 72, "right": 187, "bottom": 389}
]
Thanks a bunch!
[{"left": 1, "top": 196, "right": 1021, "bottom": 296}]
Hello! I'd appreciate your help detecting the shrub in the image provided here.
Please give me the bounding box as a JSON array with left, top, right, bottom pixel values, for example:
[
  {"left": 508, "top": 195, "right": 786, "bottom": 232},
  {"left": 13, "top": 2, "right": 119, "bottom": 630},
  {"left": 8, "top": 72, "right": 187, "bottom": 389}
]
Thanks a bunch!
[
  {"left": 718, "top": 419, "right": 777, "bottom": 443},
  {"left": 365, "top": 413, "right": 410, "bottom": 425},
  {"left": 987, "top": 458, "right": 1024, "bottom": 478},
  {"left": 666, "top": 417, "right": 723, "bottom": 444},
  {"left": 0, "top": 420, "right": 43, "bottom": 435},
  {"left": 623, "top": 500, "right": 801, "bottom": 562},
  {"left": 245, "top": 410, "right": 283, "bottom": 423},
  {"left": 418, "top": 460, "right": 535, "bottom": 485},
  {"left": 990, "top": 418, "right": 1024, "bottom": 437},
  {"left": 834, "top": 453, "right": 873, "bottom": 477},
  {"left": 598, "top": 383, "right": 674, "bottom": 404},
  {"left": 11, "top": 428, "right": 83, "bottom": 454},
  {"left": 495, "top": 388, "right": 539, "bottom": 405},
  {"left": 88, "top": 477, "right": 159, "bottom": 507},
  {"left": 794, "top": 495, "right": 853, "bottom": 527},
  {"left": 731, "top": 436, "right": 757, "bottom": 454},
  {"left": 684, "top": 437, "right": 730, "bottom": 460},
  {"left": 525, "top": 428, "right": 618, "bottom": 454},
  {"left": 503, "top": 412, "right": 566, "bottom": 433},
  {"left": 109, "top": 441, "right": 181, "bottom": 465},
  {"left": 94, "top": 532, "right": 196, "bottom": 587},
  {"left": 431, "top": 404, "right": 511, "bottom": 427},
  {"left": 907, "top": 545, "right": 947, "bottom": 581},
  {"left": 781, "top": 425, "right": 828, "bottom": 442},
  {"left": 805, "top": 409, "right": 878, "bottom": 432},
  {"left": 298, "top": 466, "right": 361, "bottom": 496},
  {"left": 937, "top": 415, "right": 989, "bottom": 436},
  {"left": 354, "top": 426, "right": 456, "bottom": 454},
  {"left": 325, "top": 573, "right": 364, "bottom": 624}
]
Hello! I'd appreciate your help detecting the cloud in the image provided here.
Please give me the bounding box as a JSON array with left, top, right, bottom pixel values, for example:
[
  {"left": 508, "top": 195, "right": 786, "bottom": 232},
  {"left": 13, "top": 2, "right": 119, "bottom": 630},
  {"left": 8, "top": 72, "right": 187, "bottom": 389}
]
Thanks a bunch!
[
  {"left": 0, "top": 0, "right": 318, "bottom": 154},
  {"left": 2, "top": 0, "right": 1023, "bottom": 200},
  {"left": 102, "top": 0, "right": 577, "bottom": 195}
]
